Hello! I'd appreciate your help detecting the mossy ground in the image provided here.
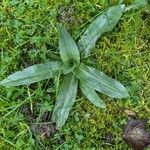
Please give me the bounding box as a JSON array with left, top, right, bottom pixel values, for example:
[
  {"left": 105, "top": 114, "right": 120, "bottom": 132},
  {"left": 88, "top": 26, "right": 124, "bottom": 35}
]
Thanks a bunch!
[{"left": 0, "top": 0, "right": 150, "bottom": 150}]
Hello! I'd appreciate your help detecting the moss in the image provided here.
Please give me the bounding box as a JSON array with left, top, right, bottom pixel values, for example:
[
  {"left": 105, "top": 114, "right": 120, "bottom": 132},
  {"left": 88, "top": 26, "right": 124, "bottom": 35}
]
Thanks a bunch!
[{"left": 0, "top": 0, "right": 149, "bottom": 149}]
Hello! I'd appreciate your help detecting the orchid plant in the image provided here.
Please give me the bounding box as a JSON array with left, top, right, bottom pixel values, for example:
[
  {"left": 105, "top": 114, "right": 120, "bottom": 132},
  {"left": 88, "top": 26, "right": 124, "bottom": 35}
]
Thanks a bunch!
[{"left": 0, "top": 4, "right": 130, "bottom": 128}]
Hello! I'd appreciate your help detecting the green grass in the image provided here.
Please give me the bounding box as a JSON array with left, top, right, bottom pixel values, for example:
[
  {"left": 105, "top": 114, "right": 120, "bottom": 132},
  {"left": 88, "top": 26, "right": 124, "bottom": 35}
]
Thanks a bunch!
[{"left": 0, "top": 0, "right": 150, "bottom": 149}]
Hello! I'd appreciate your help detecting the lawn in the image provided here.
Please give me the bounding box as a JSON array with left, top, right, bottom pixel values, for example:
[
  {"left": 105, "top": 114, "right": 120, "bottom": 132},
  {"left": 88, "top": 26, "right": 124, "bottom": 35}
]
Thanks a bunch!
[{"left": 0, "top": 0, "right": 150, "bottom": 149}]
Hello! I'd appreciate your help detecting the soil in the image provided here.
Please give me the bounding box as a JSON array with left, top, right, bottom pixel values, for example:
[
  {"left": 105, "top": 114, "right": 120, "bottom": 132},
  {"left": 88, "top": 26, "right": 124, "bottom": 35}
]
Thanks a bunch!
[
  {"left": 21, "top": 105, "right": 57, "bottom": 139},
  {"left": 57, "top": 5, "right": 83, "bottom": 28}
]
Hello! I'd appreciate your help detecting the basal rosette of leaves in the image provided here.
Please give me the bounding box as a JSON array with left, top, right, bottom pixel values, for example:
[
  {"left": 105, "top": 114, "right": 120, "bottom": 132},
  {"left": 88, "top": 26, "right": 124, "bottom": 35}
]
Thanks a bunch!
[{"left": 0, "top": 4, "right": 131, "bottom": 129}]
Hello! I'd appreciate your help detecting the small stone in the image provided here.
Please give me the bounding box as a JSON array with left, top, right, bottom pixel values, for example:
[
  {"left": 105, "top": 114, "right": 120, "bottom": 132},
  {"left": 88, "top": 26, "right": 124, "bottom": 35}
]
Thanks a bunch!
[{"left": 124, "top": 109, "right": 136, "bottom": 116}]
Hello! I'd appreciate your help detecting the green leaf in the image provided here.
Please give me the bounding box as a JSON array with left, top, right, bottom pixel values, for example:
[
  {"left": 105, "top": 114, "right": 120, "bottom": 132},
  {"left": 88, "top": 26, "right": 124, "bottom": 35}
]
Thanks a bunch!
[
  {"left": 52, "top": 74, "right": 78, "bottom": 128},
  {"left": 59, "top": 25, "right": 80, "bottom": 63},
  {"left": 80, "top": 81, "right": 106, "bottom": 108},
  {"left": 78, "top": 4, "right": 125, "bottom": 56},
  {"left": 75, "top": 64, "right": 129, "bottom": 99},
  {"left": 0, "top": 61, "right": 62, "bottom": 87}
]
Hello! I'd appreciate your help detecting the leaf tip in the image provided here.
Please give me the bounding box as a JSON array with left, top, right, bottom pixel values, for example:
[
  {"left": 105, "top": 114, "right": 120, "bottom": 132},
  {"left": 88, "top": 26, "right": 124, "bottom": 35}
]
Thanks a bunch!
[{"left": 120, "top": 88, "right": 130, "bottom": 99}]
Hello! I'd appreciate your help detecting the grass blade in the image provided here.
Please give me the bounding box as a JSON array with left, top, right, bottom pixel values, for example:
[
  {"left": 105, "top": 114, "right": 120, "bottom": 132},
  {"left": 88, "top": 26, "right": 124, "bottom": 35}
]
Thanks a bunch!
[{"left": 125, "top": 0, "right": 148, "bottom": 11}]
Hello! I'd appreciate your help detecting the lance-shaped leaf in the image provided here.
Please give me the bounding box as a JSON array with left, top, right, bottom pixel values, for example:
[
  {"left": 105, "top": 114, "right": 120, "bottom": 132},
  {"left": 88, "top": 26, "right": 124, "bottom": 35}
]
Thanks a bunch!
[
  {"left": 78, "top": 4, "right": 125, "bottom": 56},
  {"left": 0, "top": 61, "right": 62, "bottom": 87},
  {"left": 59, "top": 26, "right": 80, "bottom": 63},
  {"left": 75, "top": 64, "right": 129, "bottom": 99},
  {"left": 80, "top": 81, "right": 106, "bottom": 108},
  {"left": 52, "top": 74, "right": 78, "bottom": 128}
]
